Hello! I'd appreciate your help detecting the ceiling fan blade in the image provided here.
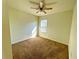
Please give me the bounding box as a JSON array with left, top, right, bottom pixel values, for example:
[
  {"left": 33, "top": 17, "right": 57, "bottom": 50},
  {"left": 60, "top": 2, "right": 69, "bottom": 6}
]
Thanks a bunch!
[
  {"left": 29, "top": 1, "right": 39, "bottom": 5},
  {"left": 43, "top": 10, "right": 46, "bottom": 14},
  {"left": 44, "top": 8, "right": 53, "bottom": 10},
  {"left": 36, "top": 10, "right": 39, "bottom": 13},
  {"left": 46, "top": 2, "right": 57, "bottom": 5}
]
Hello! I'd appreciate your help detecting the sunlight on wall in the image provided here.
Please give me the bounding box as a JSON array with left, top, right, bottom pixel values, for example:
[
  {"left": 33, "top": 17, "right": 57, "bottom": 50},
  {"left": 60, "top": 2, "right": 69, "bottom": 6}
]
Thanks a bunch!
[{"left": 31, "top": 26, "right": 37, "bottom": 38}]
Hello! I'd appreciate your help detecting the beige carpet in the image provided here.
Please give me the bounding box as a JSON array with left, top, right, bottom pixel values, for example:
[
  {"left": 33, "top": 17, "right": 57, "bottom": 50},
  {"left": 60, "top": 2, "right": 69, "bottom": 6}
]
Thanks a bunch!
[{"left": 12, "top": 37, "right": 68, "bottom": 59}]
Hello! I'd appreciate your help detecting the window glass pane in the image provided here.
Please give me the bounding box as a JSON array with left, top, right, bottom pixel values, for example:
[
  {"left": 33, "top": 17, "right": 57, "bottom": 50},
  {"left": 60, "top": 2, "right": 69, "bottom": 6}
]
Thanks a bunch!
[{"left": 40, "top": 19, "right": 47, "bottom": 32}]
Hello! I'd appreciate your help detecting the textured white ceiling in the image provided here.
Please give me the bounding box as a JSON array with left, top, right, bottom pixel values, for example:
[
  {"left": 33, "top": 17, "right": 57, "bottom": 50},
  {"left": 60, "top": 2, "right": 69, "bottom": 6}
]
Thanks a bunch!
[{"left": 8, "top": 0, "right": 76, "bottom": 16}]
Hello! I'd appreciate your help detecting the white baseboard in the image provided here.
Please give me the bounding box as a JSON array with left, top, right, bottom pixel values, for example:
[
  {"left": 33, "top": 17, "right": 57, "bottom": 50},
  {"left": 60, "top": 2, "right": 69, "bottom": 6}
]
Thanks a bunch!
[
  {"left": 12, "top": 35, "right": 32, "bottom": 44},
  {"left": 40, "top": 35, "right": 68, "bottom": 45},
  {"left": 11, "top": 34, "right": 37, "bottom": 44}
]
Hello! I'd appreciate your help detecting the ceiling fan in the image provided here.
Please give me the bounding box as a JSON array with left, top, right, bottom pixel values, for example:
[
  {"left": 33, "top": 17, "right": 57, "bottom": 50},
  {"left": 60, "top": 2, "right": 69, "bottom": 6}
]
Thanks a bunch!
[{"left": 29, "top": 0, "right": 57, "bottom": 14}]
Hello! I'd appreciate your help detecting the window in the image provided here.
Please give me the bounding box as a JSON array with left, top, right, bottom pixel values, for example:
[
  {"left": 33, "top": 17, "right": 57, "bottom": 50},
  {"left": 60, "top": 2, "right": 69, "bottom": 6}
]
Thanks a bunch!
[{"left": 40, "top": 19, "right": 47, "bottom": 32}]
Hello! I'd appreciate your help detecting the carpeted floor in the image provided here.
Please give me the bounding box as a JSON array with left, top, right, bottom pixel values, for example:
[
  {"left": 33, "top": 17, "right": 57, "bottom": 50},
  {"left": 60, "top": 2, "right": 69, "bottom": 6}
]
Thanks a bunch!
[{"left": 12, "top": 37, "right": 68, "bottom": 59}]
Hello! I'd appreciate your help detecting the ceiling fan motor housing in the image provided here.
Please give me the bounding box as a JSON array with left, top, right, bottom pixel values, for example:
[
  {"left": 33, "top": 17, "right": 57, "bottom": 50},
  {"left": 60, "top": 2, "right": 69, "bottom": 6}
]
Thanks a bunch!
[{"left": 40, "top": 1, "right": 43, "bottom": 8}]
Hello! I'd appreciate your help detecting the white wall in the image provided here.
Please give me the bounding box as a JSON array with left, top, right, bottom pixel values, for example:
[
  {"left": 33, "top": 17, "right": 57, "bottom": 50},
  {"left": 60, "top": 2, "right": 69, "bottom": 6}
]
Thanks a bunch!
[
  {"left": 9, "top": 8, "right": 36, "bottom": 44},
  {"left": 69, "top": 5, "right": 77, "bottom": 59},
  {"left": 39, "top": 10, "right": 73, "bottom": 45}
]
